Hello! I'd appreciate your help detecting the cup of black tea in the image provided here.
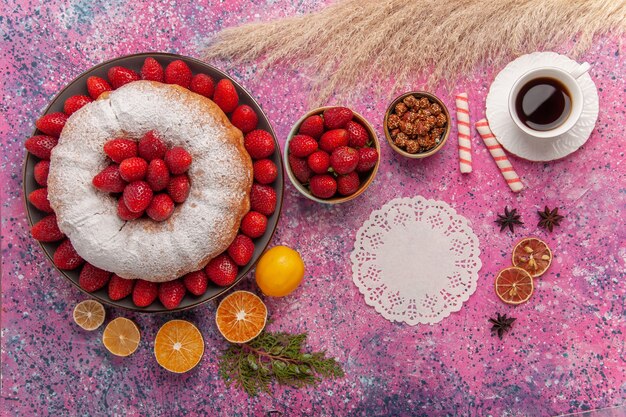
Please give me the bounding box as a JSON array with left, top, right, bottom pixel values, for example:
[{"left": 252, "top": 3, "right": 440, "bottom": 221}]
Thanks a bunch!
[{"left": 508, "top": 63, "right": 590, "bottom": 138}]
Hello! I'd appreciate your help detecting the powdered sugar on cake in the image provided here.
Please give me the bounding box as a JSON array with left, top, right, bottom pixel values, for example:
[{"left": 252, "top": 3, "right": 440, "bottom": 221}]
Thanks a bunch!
[{"left": 48, "top": 81, "right": 253, "bottom": 282}]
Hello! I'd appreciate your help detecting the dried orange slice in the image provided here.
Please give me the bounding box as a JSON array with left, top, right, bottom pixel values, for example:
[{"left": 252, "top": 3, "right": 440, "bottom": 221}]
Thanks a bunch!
[
  {"left": 102, "top": 317, "right": 140, "bottom": 357},
  {"left": 154, "top": 320, "right": 204, "bottom": 373},
  {"left": 215, "top": 291, "right": 267, "bottom": 343},
  {"left": 495, "top": 266, "right": 534, "bottom": 305},
  {"left": 512, "top": 237, "right": 552, "bottom": 277},
  {"left": 73, "top": 300, "right": 105, "bottom": 331}
]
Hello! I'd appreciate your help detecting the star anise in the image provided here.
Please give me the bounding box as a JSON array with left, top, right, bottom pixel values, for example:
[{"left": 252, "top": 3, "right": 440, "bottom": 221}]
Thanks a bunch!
[
  {"left": 537, "top": 206, "right": 564, "bottom": 232},
  {"left": 495, "top": 206, "right": 523, "bottom": 232},
  {"left": 489, "top": 313, "right": 516, "bottom": 339}
]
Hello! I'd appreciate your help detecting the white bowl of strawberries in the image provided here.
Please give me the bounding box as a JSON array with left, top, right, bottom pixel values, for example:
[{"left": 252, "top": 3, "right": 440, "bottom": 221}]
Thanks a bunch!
[{"left": 285, "top": 106, "right": 380, "bottom": 204}]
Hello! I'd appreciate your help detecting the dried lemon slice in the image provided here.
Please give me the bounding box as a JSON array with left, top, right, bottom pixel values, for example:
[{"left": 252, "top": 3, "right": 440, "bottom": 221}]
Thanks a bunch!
[
  {"left": 73, "top": 300, "right": 105, "bottom": 331},
  {"left": 102, "top": 317, "right": 140, "bottom": 357},
  {"left": 495, "top": 266, "right": 534, "bottom": 305},
  {"left": 512, "top": 237, "right": 552, "bottom": 278}
]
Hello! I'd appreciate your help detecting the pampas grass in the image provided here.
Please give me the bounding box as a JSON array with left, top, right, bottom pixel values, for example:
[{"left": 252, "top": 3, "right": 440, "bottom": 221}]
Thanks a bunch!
[{"left": 204, "top": 0, "right": 626, "bottom": 104}]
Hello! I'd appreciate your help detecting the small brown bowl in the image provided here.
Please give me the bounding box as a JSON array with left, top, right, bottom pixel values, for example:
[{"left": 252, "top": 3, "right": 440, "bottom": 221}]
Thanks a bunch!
[
  {"left": 383, "top": 91, "right": 451, "bottom": 158},
  {"left": 284, "top": 107, "right": 380, "bottom": 204}
]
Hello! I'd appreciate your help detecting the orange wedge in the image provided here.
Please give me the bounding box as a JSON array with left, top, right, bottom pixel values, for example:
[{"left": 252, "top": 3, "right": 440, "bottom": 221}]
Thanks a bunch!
[
  {"left": 215, "top": 291, "right": 267, "bottom": 343},
  {"left": 102, "top": 317, "right": 140, "bottom": 357},
  {"left": 512, "top": 237, "right": 552, "bottom": 278},
  {"left": 495, "top": 266, "right": 534, "bottom": 305},
  {"left": 154, "top": 320, "right": 204, "bottom": 373},
  {"left": 73, "top": 300, "right": 106, "bottom": 331}
]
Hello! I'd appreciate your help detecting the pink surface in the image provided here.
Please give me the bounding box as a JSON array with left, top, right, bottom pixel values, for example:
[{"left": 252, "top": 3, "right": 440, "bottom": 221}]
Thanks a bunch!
[{"left": 1, "top": 1, "right": 625, "bottom": 416}]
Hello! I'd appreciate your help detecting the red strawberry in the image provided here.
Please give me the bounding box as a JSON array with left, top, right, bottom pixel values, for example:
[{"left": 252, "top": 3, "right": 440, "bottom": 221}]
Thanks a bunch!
[
  {"left": 346, "top": 120, "right": 369, "bottom": 148},
  {"left": 190, "top": 73, "right": 215, "bottom": 98},
  {"left": 53, "top": 239, "right": 84, "bottom": 270},
  {"left": 132, "top": 279, "right": 158, "bottom": 307},
  {"left": 205, "top": 254, "right": 238, "bottom": 286},
  {"left": 227, "top": 234, "right": 255, "bottom": 266},
  {"left": 164, "top": 147, "right": 192, "bottom": 175},
  {"left": 241, "top": 211, "right": 268, "bottom": 239},
  {"left": 289, "top": 135, "right": 318, "bottom": 158},
  {"left": 213, "top": 79, "right": 239, "bottom": 113},
  {"left": 138, "top": 130, "right": 167, "bottom": 161},
  {"left": 141, "top": 57, "right": 164, "bottom": 82},
  {"left": 164, "top": 60, "right": 192, "bottom": 88},
  {"left": 36, "top": 112, "right": 68, "bottom": 137},
  {"left": 79, "top": 263, "right": 111, "bottom": 292},
  {"left": 244, "top": 130, "right": 275, "bottom": 160},
  {"left": 86, "top": 76, "right": 112, "bottom": 99},
  {"left": 108, "top": 274, "right": 134, "bottom": 301},
  {"left": 31, "top": 214, "right": 64, "bottom": 242},
  {"left": 107, "top": 66, "right": 140, "bottom": 89},
  {"left": 63, "top": 95, "right": 92, "bottom": 116},
  {"left": 146, "top": 193, "right": 175, "bottom": 221},
  {"left": 307, "top": 150, "right": 330, "bottom": 174},
  {"left": 323, "top": 107, "right": 353, "bottom": 129},
  {"left": 250, "top": 184, "right": 277, "bottom": 216},
  {"left": 104, "top": 138, "right": 138, "bottom": 163},
  {"left": 330, "top": 146, "right": 359, "bottom": 175},
  {"left": 167, "top": 174, "right": 191, "bottom": 203},
  {"left": 146, "top": 159, "right": 170, "bottom": 191},
  {"left": 298, "top": 115, "right": 325, "bottom": 139},
  {"left": 25, "top": 135, "right": 58, "bottom": 160},
  {"left": 356, "top": 147, "right": 379, "bottom": 172},
  {"left": 92, "top": 164, "right": 126, "bottom": 193},
  {"left": 253, "top": 159, "right": 278, "bottom": 184},
  {"left": 119, "top": 157, "right": 148, "bottom": 182},
  {"left": 319, "top": 129, "right": 348, "bottom": 153},
  {"left": 183, "top": 270, "right": 208, "bottom": 296},
  {"left": 117, "top": 198, "right": 143, "bottom": 221},
  {"left": 231, "top": 105, "right": 259, "bottom": 134},
  {"left": 310, "top": 174, "right": 337, "bottom": 199},
  {"left": 158, "top": 280, "right": 186, "bottom": 309},
  {"left": 28, "top": 188, "right": 53, "bottom": 213},
  {"left": 123, "top": 181, "right": 153, "bottom": 213},
  {"left": 337, "top": 171, "right": 360, "bottom": 196},
  {"left": 288, "top": 154, "right": 312, "bottom": 184},
  {"left": 33, "top": 160, "right": 50, "bottom": 186}
]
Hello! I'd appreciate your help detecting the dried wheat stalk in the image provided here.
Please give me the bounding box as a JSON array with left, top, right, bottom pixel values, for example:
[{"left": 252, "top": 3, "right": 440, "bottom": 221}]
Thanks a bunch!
[{"left": 204, "top": 0, "right": 626, "bottom": 105}]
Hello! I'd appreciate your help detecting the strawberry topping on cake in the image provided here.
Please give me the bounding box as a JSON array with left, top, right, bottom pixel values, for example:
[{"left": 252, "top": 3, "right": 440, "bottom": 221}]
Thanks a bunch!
[{"left": 92, "top": 131, "right": 193, "bottom": 222}]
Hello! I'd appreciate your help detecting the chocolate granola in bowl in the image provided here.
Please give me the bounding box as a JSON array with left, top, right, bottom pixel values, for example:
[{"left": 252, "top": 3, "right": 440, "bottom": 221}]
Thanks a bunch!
[{"left": 384, "top": 92, "right": 450, "bottom": 158}]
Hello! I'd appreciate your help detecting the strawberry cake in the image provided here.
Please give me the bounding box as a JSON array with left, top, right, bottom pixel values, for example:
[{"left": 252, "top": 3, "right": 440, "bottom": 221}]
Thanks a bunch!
[{"left": 47, "top": 80, "right": 253, "bottom": 282}]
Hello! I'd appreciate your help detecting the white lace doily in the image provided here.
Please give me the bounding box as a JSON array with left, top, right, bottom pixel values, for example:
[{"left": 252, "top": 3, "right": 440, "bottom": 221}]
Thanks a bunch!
[{"left": 350, "top": 196, "right": 482, "bottom": 325}]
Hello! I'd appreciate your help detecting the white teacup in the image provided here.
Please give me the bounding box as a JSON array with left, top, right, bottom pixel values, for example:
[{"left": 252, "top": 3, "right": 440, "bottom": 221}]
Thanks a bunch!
[{"left": 508, "top": 63, "right": 590, "bottom": 139}]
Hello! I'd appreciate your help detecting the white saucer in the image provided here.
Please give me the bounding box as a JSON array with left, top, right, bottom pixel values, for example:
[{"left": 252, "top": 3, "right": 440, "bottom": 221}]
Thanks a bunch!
[{"left": 486, "top": 52, "right": 599, "bottom": 161}]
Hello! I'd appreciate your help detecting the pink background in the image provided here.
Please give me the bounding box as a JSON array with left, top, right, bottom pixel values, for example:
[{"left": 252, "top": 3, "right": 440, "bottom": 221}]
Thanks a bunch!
[{"left": 1, "top": 1, "right": 625, "bottom": 416}]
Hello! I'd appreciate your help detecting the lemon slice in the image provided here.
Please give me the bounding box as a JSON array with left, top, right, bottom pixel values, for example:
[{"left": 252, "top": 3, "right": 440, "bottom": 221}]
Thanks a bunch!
[
  {"left": 495, "top": 267, "right": 534, "bottom": 305},
  {"left": 73, "top": 300, "right": 105, "bottom": 331},
  {"left": 102, "top": 317, "right": 140, "bottom": 357}
]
